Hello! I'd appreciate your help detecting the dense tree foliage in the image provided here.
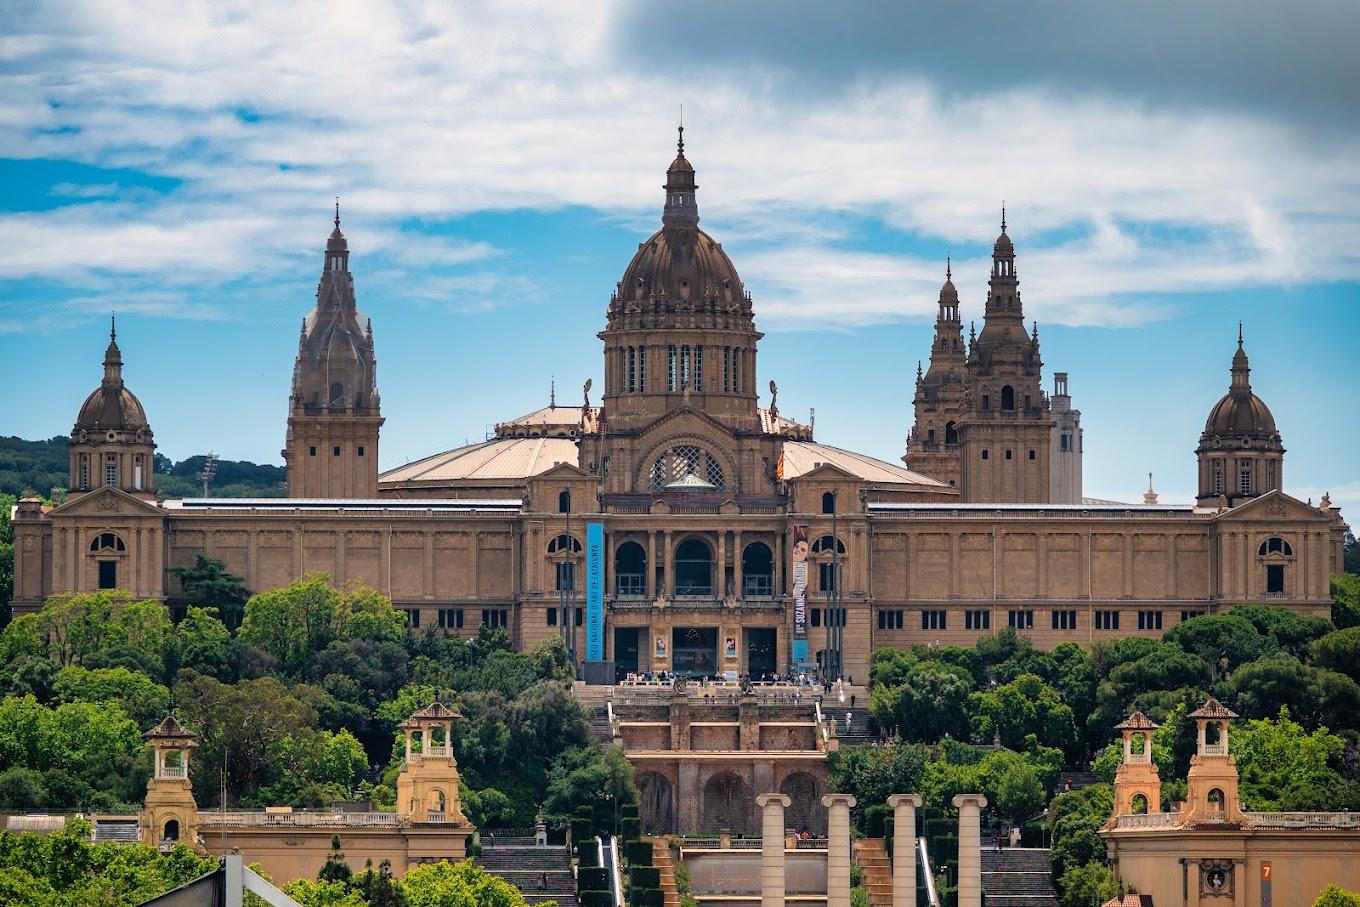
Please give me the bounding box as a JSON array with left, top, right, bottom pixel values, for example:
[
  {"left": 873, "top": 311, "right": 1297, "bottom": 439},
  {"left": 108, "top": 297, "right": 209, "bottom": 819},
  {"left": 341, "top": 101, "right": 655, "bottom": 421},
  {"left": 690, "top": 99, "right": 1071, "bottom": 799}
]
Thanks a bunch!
[{"left": 285, "top": 855, "right": 543, "bottom": 907}]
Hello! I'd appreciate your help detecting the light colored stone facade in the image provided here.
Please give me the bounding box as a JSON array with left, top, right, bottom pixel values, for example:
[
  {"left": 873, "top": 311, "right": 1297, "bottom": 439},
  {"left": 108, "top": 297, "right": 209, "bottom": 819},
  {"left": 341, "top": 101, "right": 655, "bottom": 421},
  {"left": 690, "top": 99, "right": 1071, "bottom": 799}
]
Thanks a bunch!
[{"left": 11, "top": 134, "right": 1350, "bottom": 684}]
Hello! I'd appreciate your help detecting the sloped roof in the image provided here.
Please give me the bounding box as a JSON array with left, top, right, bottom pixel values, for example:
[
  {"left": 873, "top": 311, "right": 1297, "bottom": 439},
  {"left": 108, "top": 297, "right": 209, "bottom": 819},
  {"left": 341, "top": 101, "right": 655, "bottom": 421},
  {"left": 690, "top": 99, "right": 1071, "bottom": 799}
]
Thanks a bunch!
[
  {"left": 1115, "top": 711, "right": 1160, "bottom": 731},
  {"left": 145, "top": 715, "right": 196, "bottom": 741},
  {"left": 781, "top": 442, "right": 948, "bottom": 488},
  {"left": 381, "top": 437, "right": 579, "bottom": 484},
  {"left": 1189, "top": 698, "right": 1238, "bottom": 720}
]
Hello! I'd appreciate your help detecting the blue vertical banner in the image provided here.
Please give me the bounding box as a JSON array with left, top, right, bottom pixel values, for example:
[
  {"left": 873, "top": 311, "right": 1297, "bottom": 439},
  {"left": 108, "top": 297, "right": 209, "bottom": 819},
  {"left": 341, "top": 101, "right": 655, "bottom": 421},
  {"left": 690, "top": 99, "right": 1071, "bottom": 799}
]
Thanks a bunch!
[{"left": 586, "top": 521, "right": 605, "bottom": 661}]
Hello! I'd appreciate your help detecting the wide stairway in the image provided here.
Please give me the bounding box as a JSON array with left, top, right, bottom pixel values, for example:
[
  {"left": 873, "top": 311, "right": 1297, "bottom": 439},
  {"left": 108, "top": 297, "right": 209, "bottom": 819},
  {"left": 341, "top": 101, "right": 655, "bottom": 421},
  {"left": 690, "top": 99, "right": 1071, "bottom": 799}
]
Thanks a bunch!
[
  {"left": 980, "top": 847, "right": 1058, "bottom": 907},
  {"left": 477, "top": 843, "right": 579, "bottom": 907},
  {"left": 852, "top": 838, "right": 893, "bottom": 907},
  {"left": 832, "top": 706, "right": 877, "bottom": 745}
]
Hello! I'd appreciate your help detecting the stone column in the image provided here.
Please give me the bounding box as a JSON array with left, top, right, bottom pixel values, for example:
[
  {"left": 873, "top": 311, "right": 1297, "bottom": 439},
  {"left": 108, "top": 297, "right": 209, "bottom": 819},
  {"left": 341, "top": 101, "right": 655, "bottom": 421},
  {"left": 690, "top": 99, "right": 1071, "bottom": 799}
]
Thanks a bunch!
[
  {"left": 887, "top": 794, "right": 923, "bottom": 907},
  {"left": 822, "top": 794, "right": 857, "bottom": 907},
  {"left": 952, "top": 794, "right": 987, "bottom": 907},
  {"left": 757, "top": 793, "right": 791, "bottom": 907}
]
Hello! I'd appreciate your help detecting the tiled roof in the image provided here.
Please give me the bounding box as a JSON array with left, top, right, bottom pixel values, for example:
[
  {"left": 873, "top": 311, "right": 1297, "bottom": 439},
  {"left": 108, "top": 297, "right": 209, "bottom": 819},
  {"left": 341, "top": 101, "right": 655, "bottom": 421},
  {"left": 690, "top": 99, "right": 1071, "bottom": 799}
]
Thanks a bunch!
[
  {"left": 381, "top": 437, "right": 580, "bottom": 484},
  {"left": 1115, "top": 711, "right": 1161, "bottom": 731},
  {"left": 780, "top": 442, "right": 949, "bottom": 487},
  {"left": 1189, "top": 698, "right": 1238, "bottom": 720}
]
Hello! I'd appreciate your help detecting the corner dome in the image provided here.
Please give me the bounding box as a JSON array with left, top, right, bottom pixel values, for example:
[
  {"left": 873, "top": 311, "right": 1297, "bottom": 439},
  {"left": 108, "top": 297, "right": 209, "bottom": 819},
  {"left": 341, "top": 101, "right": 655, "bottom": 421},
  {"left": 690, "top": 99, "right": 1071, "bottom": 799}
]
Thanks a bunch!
[
  {"left": 1204, "top": 390, "right": 1277, "bottom": 437},
  {"left": 76, "top": 384, "right": 149, "bottom": 431},
  {"left": 618, "top": 226, "right": 745, "bottom": 306}
]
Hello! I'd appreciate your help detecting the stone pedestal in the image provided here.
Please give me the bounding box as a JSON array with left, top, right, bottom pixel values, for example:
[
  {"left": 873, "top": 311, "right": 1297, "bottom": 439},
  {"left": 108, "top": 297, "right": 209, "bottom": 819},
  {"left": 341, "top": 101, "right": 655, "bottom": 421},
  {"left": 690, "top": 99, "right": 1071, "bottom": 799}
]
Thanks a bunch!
[
  {"left": 822, "top": 794, "right": 857, "bottom": 907},
  {"left": 757, "top": 793, "right": 791, "bottom": 907},
  {"left": 887, "top": 794, "right": 923, "bottom": 907},
  {"left": 952, "top": 794, "right": 987, "bottom": 907}
]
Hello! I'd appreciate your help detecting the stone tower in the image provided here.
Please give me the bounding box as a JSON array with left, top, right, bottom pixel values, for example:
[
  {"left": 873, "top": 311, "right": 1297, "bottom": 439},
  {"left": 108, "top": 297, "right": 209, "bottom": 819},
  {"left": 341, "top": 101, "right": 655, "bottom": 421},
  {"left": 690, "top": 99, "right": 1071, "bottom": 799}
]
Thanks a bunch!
[
  {"left": 1110, "top": 711, "right": 1162, "bottom": 818},
  {"left": 1048, "top": 372, "right": 1083, "bottom": 503},
  {"left": 1180, "top": 698, "right": 1244, "bottom": 825},
  {"left": 283, "top": 205, "right": 383, "bottom": 498},
  {"left": 904, "top": 261, "right": 966, "bottom": 487},
  {"left": 957, "top": 213, "right": 1054, "bottom": 503},
  {"left": 69, "top": 317, "right": 157, "bottom": 500},
  {"left": 139, "top": 715, "right": 198, "bottom": 849},
  {"left": 395, "top": 702, "right": 468, "bottom": 824},
  {"left": 1196, "top": 328, "right": 1283, "bottom": 506},
  {"left": 595, "top": 126, "right": 762, "bottom": 435}
]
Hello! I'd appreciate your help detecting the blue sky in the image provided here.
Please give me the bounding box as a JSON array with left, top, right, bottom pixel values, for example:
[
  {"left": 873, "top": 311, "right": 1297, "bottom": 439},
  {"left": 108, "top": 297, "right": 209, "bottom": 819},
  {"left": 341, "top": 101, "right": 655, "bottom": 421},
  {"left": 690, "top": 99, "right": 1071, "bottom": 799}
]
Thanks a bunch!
[{"left": 1, "top": 1, "right": 1357, "bottom": 513}]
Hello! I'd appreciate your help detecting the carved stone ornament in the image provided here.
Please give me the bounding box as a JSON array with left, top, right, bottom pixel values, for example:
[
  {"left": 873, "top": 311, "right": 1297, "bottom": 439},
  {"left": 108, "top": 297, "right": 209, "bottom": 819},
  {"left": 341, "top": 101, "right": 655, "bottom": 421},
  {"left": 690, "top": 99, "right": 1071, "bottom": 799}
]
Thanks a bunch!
[
  {"left": 1199, "top": 859, "right": 1234, "bottom": 898},
  {"left": 96, "top": 495, "right": 120, "bottom": 512}
]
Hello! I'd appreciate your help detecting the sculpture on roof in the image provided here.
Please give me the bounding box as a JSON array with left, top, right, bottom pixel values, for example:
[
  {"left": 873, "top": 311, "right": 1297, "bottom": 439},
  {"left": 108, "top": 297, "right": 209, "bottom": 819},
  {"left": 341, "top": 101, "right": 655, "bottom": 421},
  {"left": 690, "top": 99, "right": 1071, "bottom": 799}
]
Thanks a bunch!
[
  {"left": 583, "top": 378, "right": 592, "bottom": 411},
  {"left": 769, "top": 380, "right": 779, "bottom": 419}
]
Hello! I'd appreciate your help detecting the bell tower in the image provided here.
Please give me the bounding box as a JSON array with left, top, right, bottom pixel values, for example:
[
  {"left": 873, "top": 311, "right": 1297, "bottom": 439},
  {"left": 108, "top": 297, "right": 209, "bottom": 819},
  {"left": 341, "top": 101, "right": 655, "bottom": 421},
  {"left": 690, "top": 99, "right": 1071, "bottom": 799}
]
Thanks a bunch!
[
  {"left": 283, "top": 204, "right": 383, "bottom": 498},
  {"left": 1110, "top": 711, "right": 1162, "bottom": 819},
  {"left": 904, "top": 260, "right": 966, "bottom": 487},
  {"left": 1181, "top": 698, "right": 1244, "bottom": 825},
  {"left": 957, "top": 211, "right": 1054, "bottom": 503},
  {"left": 395, "top": 702, "right": 468, "bottom": 825},
  {"left": 139, "top": 715, "right": 198, "bottom": 850}
]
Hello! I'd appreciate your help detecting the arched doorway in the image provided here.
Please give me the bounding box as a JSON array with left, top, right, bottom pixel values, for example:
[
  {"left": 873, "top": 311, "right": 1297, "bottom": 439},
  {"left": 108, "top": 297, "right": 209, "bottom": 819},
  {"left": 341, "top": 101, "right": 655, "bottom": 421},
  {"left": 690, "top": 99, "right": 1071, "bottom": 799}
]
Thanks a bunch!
[
  {"left": 637, "top": 772, "right": 675, "bottom": 835},
  {"left": 702, "top": 772, "right": 753, "bottom": 835},
  {"left": 162, "top": 818, "right": 180, "bottom": 842},
  {"left": 615, "top": 541, "right": 647, "bottom": 597},
  {"left": 780, "top": 772, "right": 824, "bottom": 835},
  {"left": 742, "top": 542, "right": 773, "bottom": 598},
  {"left": 675, "top": 539, "right": 713, "bottom": 596}
]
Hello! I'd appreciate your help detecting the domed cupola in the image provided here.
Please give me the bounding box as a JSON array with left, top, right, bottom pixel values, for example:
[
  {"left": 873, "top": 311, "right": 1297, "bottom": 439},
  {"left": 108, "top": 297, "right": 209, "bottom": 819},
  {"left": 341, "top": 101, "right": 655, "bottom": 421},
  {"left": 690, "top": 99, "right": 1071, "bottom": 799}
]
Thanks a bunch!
[
  {"left": 69, "top": 316, "right": 156, "bottom": 497},
  {"left": 1196, "top": 327, "right": 1284, "bottom": 505},
  {"left": 598, "top": 127, "right": 763, "bottom": 433}
]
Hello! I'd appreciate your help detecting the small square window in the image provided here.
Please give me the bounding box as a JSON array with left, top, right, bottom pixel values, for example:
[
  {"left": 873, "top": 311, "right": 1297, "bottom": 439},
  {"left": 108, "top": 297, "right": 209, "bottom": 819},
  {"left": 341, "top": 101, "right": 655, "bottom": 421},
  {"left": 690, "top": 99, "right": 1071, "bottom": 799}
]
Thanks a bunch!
[
  {"left": 1005, "top": 449, "right": 1013, "bottom": 460},
  {"left": 981, "top": 449, "right": 989, "bottom": 460},
  {"left": 1028, "top": 450, "right": 1036, "bottom": 460}
]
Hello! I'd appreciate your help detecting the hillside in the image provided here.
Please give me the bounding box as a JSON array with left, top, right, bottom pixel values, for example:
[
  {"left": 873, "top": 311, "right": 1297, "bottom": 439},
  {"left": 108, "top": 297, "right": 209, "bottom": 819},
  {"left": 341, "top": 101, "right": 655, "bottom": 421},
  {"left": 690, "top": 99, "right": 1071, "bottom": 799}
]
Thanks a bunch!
[{"left": 0, "top": 435, "right": 285, "bottom": 498}]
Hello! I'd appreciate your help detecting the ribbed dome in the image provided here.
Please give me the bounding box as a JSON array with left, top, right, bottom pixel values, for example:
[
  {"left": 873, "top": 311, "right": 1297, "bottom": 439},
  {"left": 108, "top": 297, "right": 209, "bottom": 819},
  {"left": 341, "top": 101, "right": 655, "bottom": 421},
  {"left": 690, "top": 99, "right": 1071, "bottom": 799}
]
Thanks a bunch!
[
  {"left": 76, "top": 384, "right": 149, "bottom": 431},
  {"left": 618, "top": 226, "right": 744, "bottom": 306},
  {"left": 1204, "top": 389, "right": 1277, "bottom": 436}
]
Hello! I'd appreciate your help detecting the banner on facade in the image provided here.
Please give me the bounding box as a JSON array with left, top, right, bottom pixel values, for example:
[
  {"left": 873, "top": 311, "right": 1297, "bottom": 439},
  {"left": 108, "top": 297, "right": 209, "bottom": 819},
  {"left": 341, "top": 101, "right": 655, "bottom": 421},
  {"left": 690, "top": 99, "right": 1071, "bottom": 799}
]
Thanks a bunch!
[
  {"left": 791, "top": 524, "right": 809, "bottom": 639},
  {"left": 585, "top": 521, "right": 604, "bottom": 661}
]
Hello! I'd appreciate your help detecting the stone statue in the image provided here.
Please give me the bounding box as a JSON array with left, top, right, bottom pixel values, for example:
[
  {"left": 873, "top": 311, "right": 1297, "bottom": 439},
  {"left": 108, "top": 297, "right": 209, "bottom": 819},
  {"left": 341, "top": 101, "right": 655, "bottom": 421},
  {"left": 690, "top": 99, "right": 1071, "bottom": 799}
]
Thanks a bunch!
[
  {"left": 582, "top": 378, "right": 592, "bottom": 410},
  {"left": 769, "top": 380, "right": 779, "bottom": 418},
  {"left": 682, "top": 378, "right": 692, "bottom": 407}
]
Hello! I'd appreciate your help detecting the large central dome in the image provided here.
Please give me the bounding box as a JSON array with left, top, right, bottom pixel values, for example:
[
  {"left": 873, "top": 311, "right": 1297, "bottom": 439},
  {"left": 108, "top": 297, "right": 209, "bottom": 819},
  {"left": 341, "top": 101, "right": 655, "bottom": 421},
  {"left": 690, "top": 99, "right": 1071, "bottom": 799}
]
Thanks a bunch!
[{"left": 615, "top": 127, "right": 745, "bottom": 308}]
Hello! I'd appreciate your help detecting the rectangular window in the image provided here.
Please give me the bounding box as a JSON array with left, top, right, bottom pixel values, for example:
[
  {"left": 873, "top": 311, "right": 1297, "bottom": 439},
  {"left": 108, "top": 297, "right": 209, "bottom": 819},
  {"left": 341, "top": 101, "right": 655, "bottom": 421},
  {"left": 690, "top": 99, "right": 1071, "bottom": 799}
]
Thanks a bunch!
[
  {"left": 1005, "top": 449, "right": 1013, "bottom": 460},
  {"left": 576, "top": 607, "right": 584, "bottom": 627},
  {"left": 1240, "top": 467, "right": 1252, "bottom": 495},
  {"left": 333, "top": 446, "right": 341, "bottom": 456},
  {"left": 810, "top": 608, "right": 822, "bottom": 628},
  {"left": 638, "top": 346, "right": 646, "bottom": 390},
  {"left": 723, "top": 347, "right": 731, "bottom": 392},
  {"left": 438, "top": 608, "right": 464, "bottom": 629},
  {"left": 627, "top": 347, "right": 636, "bottom": 392},
  {"left": 1028, "top": 450, "right": 1036, "bottom": 460},
  {"left": 105, "top": 454, "right": 117, "bottom": 486},
  {"left": 1051, "top": 609, "right": 1078, "bottom": 630},
  {"left": 1007, "top": 609, "right": 1034, "bottom": 630},
  {"left": 97, "top": 560, "right": 117, "bottom": 590},
  {"left": 965, "top": 609, "right": 990, "bottom": 631},
  {"left": 877, "top": 610, "right": 904, "bottom": 630},
  {"left": 546, "top": 607, "right": 558, "bottom": 627},
  {"left": 981, "top": 449, "right": 989, "bottom": 460},
  {"left": 357, "top": 446, "right": 365, "bottom": 457},
  {"left": 556, "top": 562, "right": 576, "bottom": 592},
  {"left": 1180, "top": 609, "right": 1205, "bottom": 623},
  {"left": 1266, "top": 564, "right": 1285, "bottom": 595},
  {"left": 309, "top": 446, "right": 317, "bottom": 456},
  {"left": 1095, "top": 610, "right": 1120, "bottom": 630},
  {"left": 79, "top": 454, "right": 89, "bottom": 489},
  {"left": 982, "top": 395, "right": 990, "bottom": 410},
  {"left": 668, "top": 345, "right": 677, "bottom": 391},
  {"left": 818, "top": 562, "right": 837, "bottom": 593},
  {"left": 1137, "top": 610, "right": 1163, "bottom": 631},
  {"left": 403, "top": 608, "right": 422, "bottom": 628},
  {"left": 1060, "top": 434, "right": 1070, "bottom": 452},
  {"left": 680, "top": 345, "right": 691, "bottom": 388},
  {"left": 920, "top": 609, "right": 947, "bottom": 631},
  {"left": 733, "top": 348, "right": 741, "bottom": 393},
  {"left": 481, "top": 609, "right": 509, "bottom": 629}
]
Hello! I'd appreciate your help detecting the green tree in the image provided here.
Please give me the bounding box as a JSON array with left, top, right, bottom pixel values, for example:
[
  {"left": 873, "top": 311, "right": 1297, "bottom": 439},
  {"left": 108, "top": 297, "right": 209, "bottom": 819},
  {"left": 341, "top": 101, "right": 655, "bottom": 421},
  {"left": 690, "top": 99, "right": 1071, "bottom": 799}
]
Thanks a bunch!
[
  {"left": 0, "top": 695, "right": 145, "bottom": 808},
  {"left": 1332, "top": 574, "right": 1360, "bottom": 628},
  {"left": 173, "top": 606, "right": 233, "bottom": 679},
  {"left": 51, "top": 665, "right": 170, "bottom": 726},
  {"left": 1057, "top": 863, "right": 1118, "bottom": 907},
  {"left": 545, "top": 743, "right": 637, "bottom": 832},
  {"left": 969, "top": 673, "right": 1079, "bottom": 759},
  {"left": 239, "top": 575, "right": 406, "bottom": 677},
  {"left": 1315, "top": 885, "right": 1360, "bottom": 907},
  {"left": 169, "top": 554, "right": 252, "bottom": 629},
  {"left": 1164, "top": 613, "right": 1270, "bottom": 671},
  {"left": 0, "top": 491, "right": 15, "bottom": 626},
  {"left": 1230, "top": 708, "right": 1357, "bottom": 811},
  {"left": 402, "top": 859, "right": 541, "bottom": 907},
  {"left": 828, "top": 743, "right": 928, "bottom": 829},
  {"left": 1229, "top": 603, "right": 1333, "bottom": 658},
  {"left": 1309, "top": 626, "right": 1360, "bottom": 683},
  {"left": 1225, "top": 654, "right": 1360, "bottom": 732},
  {"left": 870, "top": 660, "right": 974, "bottom": 743}
]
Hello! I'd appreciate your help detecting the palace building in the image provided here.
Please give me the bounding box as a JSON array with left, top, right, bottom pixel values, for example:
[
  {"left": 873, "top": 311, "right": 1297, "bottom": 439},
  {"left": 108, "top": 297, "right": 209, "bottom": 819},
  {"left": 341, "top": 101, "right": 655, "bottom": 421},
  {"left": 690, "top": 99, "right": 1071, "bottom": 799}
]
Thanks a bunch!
[{"left": 11, "top": 130, "right": 1349, "bottom": 682}]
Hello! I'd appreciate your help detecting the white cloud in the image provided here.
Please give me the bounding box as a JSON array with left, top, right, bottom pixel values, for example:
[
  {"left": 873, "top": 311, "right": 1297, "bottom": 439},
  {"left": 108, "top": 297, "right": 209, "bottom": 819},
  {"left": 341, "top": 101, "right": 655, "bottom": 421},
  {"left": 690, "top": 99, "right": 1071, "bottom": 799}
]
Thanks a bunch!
[{"left": 0, "top": 0, "right": 1357, "bottom": 330}]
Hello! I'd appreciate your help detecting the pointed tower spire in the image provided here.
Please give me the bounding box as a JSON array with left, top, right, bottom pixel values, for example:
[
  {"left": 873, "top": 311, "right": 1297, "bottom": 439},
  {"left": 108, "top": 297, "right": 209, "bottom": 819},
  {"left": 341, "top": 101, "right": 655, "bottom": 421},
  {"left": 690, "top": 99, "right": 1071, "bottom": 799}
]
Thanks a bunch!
[
  {"left": 1001, "top": 202, "right": 1007, "bottom": 233},
  {"left": 662, "top": 123, "right": 699, "bottom": 228},
  {"left": 1231, "top": 325, "right": 1251, "bottom": 390},
  {"left": 946, "top": 255, "right": 951, "bottom": 281},
  {"left": 103, "top": 313, "right": 123, "bottom": 384},
  {"left": 335, "top": 196, "right": 341, "bottom": 229}
]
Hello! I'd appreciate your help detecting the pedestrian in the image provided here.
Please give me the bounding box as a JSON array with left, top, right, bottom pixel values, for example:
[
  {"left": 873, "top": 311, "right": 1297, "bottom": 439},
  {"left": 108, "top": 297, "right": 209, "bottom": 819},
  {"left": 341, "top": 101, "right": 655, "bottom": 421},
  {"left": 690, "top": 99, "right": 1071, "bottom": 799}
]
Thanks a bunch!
[{"left": 850, "top": 693, "right": 856, "bottom": 708}]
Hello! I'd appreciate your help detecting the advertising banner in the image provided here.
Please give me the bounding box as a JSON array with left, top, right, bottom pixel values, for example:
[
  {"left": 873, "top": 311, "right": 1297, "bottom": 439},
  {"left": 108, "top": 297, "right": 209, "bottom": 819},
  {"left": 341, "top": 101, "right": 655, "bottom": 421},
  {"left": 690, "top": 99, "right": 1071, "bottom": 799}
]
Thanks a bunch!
[
  {"left": 585, "top": 521, "right": 604, "bottom": 661},
  {"left": 792, "top": 524, "right": 809, "bottom": 639}
]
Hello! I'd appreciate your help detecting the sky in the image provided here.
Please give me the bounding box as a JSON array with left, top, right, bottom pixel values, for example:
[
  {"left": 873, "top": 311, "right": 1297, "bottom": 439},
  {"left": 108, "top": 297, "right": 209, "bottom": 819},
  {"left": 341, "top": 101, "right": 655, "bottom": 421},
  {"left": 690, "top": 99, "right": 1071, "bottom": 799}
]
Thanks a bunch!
[{"left": 0, "top": 1, "right": 1357, "bottom": 512}]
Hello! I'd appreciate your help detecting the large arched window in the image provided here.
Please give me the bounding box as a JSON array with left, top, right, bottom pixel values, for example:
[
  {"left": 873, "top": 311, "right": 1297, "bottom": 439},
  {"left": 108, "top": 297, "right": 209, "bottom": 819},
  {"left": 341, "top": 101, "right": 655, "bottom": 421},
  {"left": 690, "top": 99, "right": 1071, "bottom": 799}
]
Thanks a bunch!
[
  {"left": 811, "top": 535, "right": 845, "bottom": 555},
  {"left": 650, "top": 445, "right": 725, "bottom": 490},
  {"left": 674, "top": 539, "right": 713, "bottom": 596},
  {"left": 615, "top": 541, "right": 646, "bottom": 597},
  {"left": 1257, "top": 537, "right": 1293, "bottom": 556},
  {"left": 1000, "top": 385, "right": 1016, "bottom": 411},
  {"left": 90, "top": 532, "right": 126, "bottom": 553},
  {"left": 822, "top": 492, "right": 836, "bottom": 514},
  {"left": 742, "top": 542, "right": 774, "bottom": 597},
  {"left": 547, "top": 534, "right": 582, "bottom": 554},
  {"left": 944, "top": 420, "right": 958, "bottom": 445}
]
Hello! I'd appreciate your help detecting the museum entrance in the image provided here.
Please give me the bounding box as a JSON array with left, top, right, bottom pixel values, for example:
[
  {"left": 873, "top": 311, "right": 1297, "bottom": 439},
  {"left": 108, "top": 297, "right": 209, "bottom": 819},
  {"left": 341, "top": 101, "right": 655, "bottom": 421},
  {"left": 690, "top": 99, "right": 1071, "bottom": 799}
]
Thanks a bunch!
[
  {"left": 745, "top": 628, "right": 777, "bottom": 679},
  {"left": 672, "top": 627, "right": 718, "bottom": 676},
  {"left": 614, "top": 627, "right": 640, "bottom": 681}
]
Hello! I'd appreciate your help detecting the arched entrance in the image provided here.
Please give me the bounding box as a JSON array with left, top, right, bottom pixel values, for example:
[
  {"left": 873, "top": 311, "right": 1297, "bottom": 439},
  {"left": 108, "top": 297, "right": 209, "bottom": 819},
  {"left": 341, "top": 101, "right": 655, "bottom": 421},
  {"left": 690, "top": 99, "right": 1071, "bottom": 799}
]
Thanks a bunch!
[
  {"left": 780, "top": 772, "right": 824, "bottom": 835},
  {"left": 675, "top": 539, "right": 713, "bottom": 596},
  {"left": 162, "top": 818, "right": 180, "bottom": 842},
  {"left": 615, "top": 541, "right": 647, "bottom": 597},
  {"left": 701, "top": 772, "right": 753, "bottom": 835},
  {"left": 637, "top": 772, "right": 675, "bottom": 835}
]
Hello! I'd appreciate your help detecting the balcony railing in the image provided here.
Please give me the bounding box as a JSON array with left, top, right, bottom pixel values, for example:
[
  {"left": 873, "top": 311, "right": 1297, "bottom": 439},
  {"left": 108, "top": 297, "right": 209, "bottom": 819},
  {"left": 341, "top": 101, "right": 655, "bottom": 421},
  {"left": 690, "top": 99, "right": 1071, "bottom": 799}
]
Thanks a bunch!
[
  {"left": 199, "top": 810, "right": 401, "bottom": 828},
  {"left": 1201, "top": 743, "right": 1227, "bottom": 756},
  {"left": 423, "top": 745, "right": 450, "bottom": 758},
  {"left": 743, "top": 576, "right": 773, "bottom": 597},
  {"left": 674, "top": 584, "right": 713, "bottom": 597},
  {"left": 616, "top": 574, "right": 645, "bottom": 597},
  {"left": 158, "top": 765, "right": 186, "bottom": 779},
  {"left": 1114, "top": 812, "right": 1176, "bottom": 829},
  {"left": 1246, "top": 811, "right": 1360, "bottom": 829}
]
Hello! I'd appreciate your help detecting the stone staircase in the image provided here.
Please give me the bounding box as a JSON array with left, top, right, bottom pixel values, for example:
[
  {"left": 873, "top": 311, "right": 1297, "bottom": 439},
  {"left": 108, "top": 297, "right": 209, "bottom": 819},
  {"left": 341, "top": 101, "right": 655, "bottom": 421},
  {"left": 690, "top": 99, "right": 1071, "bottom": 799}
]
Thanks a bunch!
[
  {"left": 980, "top": 847, "right": 1058, "bottom": 907},
  {"left": 852, "top": 838, "right": 893, "bottom": 907},
  {"left": 589, "top": 705, "right": 613, "bottom": 741},
  {"left": 477, "top": 844, "right": 579, "bottom": 907},
  {"left": 832, "top": 706, "right": 878, "bottom": 745},
  {"left": 651, "top": 837, "right": 681, "bottom": 907}
]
